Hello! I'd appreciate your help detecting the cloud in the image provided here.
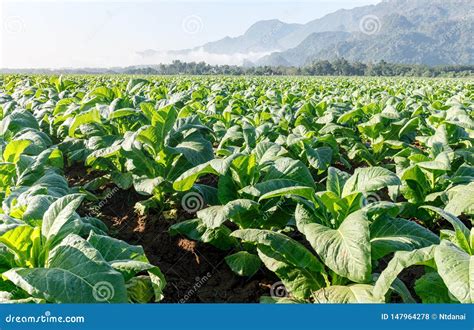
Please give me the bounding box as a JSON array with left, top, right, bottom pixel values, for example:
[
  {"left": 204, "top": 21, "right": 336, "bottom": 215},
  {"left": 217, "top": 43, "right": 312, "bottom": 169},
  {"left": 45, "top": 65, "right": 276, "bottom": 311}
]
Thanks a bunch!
[{"left": 135, "top": 47, "right": 275, "bottom": 66}]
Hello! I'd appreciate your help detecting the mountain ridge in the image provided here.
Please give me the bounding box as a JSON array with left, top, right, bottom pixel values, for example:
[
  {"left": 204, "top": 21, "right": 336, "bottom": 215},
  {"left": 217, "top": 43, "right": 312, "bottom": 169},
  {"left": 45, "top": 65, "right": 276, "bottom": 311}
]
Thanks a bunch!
[{"left": 138, "top": 0, "right": 474, "bottom": 66}]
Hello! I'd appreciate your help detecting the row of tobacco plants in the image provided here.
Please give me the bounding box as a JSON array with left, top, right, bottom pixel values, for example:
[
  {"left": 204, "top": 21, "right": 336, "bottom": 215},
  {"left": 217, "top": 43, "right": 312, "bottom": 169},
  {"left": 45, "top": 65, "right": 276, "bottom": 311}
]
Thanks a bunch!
[{"left": 0, "top": 75, "right": 472, "bottom": 303}]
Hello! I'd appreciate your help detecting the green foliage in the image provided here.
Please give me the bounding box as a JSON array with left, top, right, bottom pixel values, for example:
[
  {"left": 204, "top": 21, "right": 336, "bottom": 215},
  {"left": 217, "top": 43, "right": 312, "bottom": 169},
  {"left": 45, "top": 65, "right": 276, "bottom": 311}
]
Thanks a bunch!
[{"left": 0, "top": 75, "right": 472, "bottom": 304}]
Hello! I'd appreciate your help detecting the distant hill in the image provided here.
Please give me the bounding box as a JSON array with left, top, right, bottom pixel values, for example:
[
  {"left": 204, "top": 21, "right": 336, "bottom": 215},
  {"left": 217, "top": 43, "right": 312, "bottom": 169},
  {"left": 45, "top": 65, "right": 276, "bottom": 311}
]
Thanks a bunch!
[{"left": 139, "top": 0, "right": 474, "bottom": 66}]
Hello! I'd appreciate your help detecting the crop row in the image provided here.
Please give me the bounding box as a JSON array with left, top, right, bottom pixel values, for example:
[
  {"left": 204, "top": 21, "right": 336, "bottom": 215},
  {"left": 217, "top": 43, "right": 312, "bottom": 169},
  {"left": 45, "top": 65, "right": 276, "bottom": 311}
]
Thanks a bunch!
[{"left": 0, "top": 75, "right": 472, "bottom": 303}]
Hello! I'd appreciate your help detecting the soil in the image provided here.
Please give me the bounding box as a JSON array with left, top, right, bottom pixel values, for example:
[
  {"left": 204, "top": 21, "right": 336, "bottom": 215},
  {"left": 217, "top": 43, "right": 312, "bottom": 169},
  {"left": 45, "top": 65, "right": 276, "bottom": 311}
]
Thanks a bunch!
[
  {"left": 65, "top": 163, "right": 456, "bottom": 304},
  {"left": 66, "top": 167, "right": 276, "bottom": 303}
]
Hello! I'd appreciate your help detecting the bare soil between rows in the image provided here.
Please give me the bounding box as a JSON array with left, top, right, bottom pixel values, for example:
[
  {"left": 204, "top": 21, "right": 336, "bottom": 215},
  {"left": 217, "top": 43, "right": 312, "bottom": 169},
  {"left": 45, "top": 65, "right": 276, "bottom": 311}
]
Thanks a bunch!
[
  {"left": 66, "top": 165, "right": 277, "bottom": 303},
  {"left": 65, "top": 164, "right": 442, "bottom": 304}
]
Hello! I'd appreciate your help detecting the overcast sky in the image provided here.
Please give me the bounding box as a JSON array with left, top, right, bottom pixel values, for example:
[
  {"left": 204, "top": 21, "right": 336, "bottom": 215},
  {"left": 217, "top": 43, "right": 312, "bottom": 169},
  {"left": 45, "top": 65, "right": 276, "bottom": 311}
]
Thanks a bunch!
[{"left": 0, "top": 0, "right": 381, "bottom": 68}]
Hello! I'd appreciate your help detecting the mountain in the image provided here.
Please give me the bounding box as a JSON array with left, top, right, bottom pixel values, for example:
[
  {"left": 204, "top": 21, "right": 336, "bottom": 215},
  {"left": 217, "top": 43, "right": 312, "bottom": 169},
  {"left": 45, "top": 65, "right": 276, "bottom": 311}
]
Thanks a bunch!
[
  {"left": 201, "top": 19, "right": 302, "bottom": 54},
  {"left": 139, "top": 0, "right": 474, "bottom": 66}
]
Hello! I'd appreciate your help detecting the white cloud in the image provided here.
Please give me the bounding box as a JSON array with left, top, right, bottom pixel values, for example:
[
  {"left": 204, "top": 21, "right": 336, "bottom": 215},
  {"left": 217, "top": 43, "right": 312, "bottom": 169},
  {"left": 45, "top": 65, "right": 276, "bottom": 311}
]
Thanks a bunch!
[{"left": 135, "top": 47, "right": 275, "bottom": 66}]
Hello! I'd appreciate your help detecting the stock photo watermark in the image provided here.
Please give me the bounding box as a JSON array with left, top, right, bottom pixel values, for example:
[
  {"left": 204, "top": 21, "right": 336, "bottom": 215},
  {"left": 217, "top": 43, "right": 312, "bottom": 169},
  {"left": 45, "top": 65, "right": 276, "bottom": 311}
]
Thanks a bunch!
[
  {"left": 85, "top": 186, "right": 120, "bottom": 217},
  {"left": 4, "top": 310, "right": 85, "bottom": 324},
  {"left": 359, "top": 15, "right": 381, "bottom": 35},
  {"left": 182, "top": 15, "right": 203, "bottom": 35},
  {"left": 270, "top": 281, "right": 288, "bottom": 298},
  {"left": 92, "top": 281, "right": 115, "bottom": 302},
  {"left": 179, "top": 272, "right": 212, "bottom": 303},
  {"left": 181, "top": 191, "right": 205, "bottom": 213}
]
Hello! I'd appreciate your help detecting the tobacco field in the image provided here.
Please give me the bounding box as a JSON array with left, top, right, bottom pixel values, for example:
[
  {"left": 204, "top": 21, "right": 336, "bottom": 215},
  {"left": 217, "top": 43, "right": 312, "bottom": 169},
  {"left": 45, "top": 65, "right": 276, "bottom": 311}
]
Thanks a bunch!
[{"left": 0, "top": 75, "right": 472, "bottom": 304}]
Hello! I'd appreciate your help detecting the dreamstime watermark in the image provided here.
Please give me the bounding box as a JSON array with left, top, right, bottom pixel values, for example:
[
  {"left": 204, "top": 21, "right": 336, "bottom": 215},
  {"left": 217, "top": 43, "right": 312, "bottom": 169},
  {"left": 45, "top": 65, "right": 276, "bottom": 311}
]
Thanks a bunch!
[
  {"left": 182, "top": 15, "right": 203, "bottom": 35},
  {"left": 4, "top": 311, "right": 85, "bottom": 324},
  {"left": 360, "top": 192, "right": 382, "bottom": 208},
  {"left": 270, "top": 281, "right": 288, "bottom": 298},
  {"left": 85, "top": 186, "right": 119, "bottom": 217},
  {"left": 179, "top": 272, "right": 212, "bottom": 303},
  {"left": 92, "top": 281, "right": 115, "bottom": 302},
  {"left": 262, "top": 196, "right": 288, "bottom": 222},
  {"left": 3, "top": 16, "right": 25, "bottom": 34},
  {"left": 181, "top": 191, "right": 204, "bottom": 213},
  {"left": 359, "top": 15, "right": 381, "bottom": 35}
]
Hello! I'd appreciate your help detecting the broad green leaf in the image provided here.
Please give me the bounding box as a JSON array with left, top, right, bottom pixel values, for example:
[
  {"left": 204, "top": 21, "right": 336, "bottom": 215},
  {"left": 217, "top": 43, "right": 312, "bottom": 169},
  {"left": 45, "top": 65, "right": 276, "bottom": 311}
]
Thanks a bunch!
[
  {"left": 422, "top": 206, "right": 470, "bottom": 254},
  {"left": 264, "top": 157, "right": 315, "bottom": 188},
  {"left": 342, "top": 167, "right": 401, "bottom": 197},
  {"left": 169, "top": 219, "right": 237, "bottom": 250},
  {"left": 370, "top": 216, "right": 439, "bottom": 260},
  {"left": 305, "top": 146, "right": 332, "bottom": 171},
  {"left": 434, "top": 241, "right": 473, "bottom": 303},
  {"left": 225, "top": 251, "right": 261, "bottom": 277},
  {"left": 296, "top": 205, "right": 371, "bottom": 283},
  {"left": 0, "top": 225, "right": 35, "bottom": 264},
  {"left": 68, "top": 108, "right": 101, "bottom": 137},
  {"left": 4, "top": 234, "right": 127, "bottom": 303},
  {"left": 326, "top": 167, "right": 350, "bottom": 197},
  {"left": 415, "top": 272, "right": 456, "bottom": 303},
  {"left": 259, "top": 186, "right": 315, "bottom": 201},
  {"left": 257, "top": 246, "right": 325, "bottom": 300},
  {"left": 41, "top": 194, "right": 85, "bottom": 246},
  {"left": 445, "top": 183, "right": 474, "bottom": 216},
  {"left": 373, "top": 246, "right": 436, "bottom": 300},
  {"left": 3, "top": 140, "right": 31, "bottom": 163},
  {"left": 171, "top": 134, "right": 214, "bottom": 166},
  {"left": 313, "top": 284, "right": 382, "bottom": 303},
  {"left": 197, "top": 199, "right": 258, "bottom": 229},
  {"left": 173, "top": 155, "right": 241, "bottom": 191},
  {"left": 231, "top": 229, "right": 324, "bottom": 273}
]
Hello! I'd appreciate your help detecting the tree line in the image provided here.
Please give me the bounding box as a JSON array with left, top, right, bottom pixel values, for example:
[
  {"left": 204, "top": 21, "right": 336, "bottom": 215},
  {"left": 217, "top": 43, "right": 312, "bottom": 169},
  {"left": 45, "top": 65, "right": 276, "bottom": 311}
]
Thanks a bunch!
[{"left": 123, "top": 59, "right": 473, "bottom": 77}]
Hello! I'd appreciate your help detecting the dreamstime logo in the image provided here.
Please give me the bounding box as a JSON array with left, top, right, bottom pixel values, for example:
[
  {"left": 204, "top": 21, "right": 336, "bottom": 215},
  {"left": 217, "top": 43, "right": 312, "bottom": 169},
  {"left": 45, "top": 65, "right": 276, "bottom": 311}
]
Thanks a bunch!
[
  {"left": 179, "top": 272, "right": 212, "bottom": 303},
  {"left": 92, "top": 281, "right": 115, "bottom": 302},
  {"left": 359, "top": 15, "right": 381, "bottom": 35},
  {"left": 182, "top": 15, "right": 203, "bottom": 35},
  {"left": 360, "top": 192, "right": 382, "bottom": 208},
  {"left": 3, "top": 16, "right": 25, "bottom": 34},
  {"left": 85, "top": 186, "right": 119, "bottom": 217},
  {"left": 270, "top": 281, "right": 288, "bottom": 298},
  {"left": 181, "top": 192, "right": 204, "bottom": 213}
]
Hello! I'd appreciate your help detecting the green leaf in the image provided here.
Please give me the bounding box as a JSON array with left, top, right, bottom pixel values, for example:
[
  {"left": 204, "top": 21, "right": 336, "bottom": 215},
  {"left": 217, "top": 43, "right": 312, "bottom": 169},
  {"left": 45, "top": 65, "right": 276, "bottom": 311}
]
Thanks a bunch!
[
  {"left": 326, "top": 167, "right": 350, "bottom": 197},
  {"left": 373, "top": 246, "right": 436, "bottom": 300},
  {"left": 133, "top": 175, "right": 164, "bottom": 195},
  {"left": 434, "top": 241, "right": 473, "bottom": 303},
  {"left": 445, "top": 183, "right": 474, "bottom": 216},
  {"left": 296, "top": 205, "right": 371, "bottom": 283},
  {"left": 87, "top": 232, "right": 147, "bottom": 262},
  {"left": 370, "top": 216, "right": 440, "bottom": 260},
  {"left": 0, "top": 225, "right": 35, "bottom": 263},
  {"left": 173, "top": 155, "right": 240, "bottom": 191},
  {"left": 259, "top": 186, "right": 315, "bottom": 201},
  {"left": 305, "top": 146, "right": 332, "bottom": 171},
  {"left": 169, "top": 219, "right": 237, "bottom": 250},
  {"left": 264, "top": 157, "right": 315, "bottom": 188},
  {"left": 415, "top": 272, "right": 456, "bottom": 303},
  {"left": 4, "top": 234, "right": 127, "bottom": 303},
  {"left": 3, "top": 140, "right": 31, "bottom": 163},
  {"left": 197, "top": 199, "right": 258, "bottom": 229},
  {"left": 232, "top": 229, "right": 324, "bottom": 273},
  {"left": 41, "top": 194, "right": 85, "bottom": 247},
  {"left": 313, "top": 284, "right": 383, "bottom": 303},
  {"left": 87, "top": 232, "right": 165, "bottom": 302},
  {"left": 422, "top": 206, "right": 470, "bottom": 254},
  {"left": 231, "top": 229, "right": 326, "bottom": 299},
  {"left": 171, "top": 134, "right": 214, "bottom": 166},
  {"left": 225, "top": 251, "right": 261, "bottom": 277},
  {"left": 342, "top": 167, "right": 401, "bottom": 197},
  {"left": 68, "top": 108, "right": 101, "bottom": 137}
]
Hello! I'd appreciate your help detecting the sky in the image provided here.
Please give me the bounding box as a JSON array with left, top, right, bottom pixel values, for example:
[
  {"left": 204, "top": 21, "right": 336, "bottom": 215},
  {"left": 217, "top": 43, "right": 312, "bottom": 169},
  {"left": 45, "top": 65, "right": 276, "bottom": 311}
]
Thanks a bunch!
[{"left": 0, "top": 0, "right": 381, "bottom": 68}]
